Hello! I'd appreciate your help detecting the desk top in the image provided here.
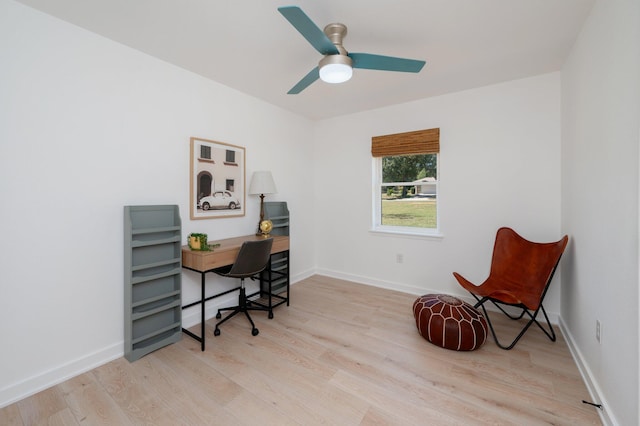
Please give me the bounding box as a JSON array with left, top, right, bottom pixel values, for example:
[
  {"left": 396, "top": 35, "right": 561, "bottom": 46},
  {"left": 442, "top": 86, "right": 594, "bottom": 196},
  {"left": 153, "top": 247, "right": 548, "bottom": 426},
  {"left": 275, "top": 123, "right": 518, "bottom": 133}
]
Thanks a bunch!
[{"left": 182, "top": 234, "right": 289, "bottom": 272}]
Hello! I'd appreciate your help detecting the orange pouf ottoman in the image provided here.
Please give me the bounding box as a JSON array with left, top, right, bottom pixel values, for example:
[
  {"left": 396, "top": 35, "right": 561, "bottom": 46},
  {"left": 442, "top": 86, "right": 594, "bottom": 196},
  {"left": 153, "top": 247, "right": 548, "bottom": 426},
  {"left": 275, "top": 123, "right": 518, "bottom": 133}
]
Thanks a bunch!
[{"left": 413, "top": 294, "right": 488, "bottom": 351}]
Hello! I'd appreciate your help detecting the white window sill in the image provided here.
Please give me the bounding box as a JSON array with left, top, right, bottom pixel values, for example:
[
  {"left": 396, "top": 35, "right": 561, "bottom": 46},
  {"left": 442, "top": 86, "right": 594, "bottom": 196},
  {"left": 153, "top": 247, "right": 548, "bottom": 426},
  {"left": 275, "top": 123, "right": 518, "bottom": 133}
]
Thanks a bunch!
[{"left": 369, "top": 226, "right": 444, "bottom": 241}]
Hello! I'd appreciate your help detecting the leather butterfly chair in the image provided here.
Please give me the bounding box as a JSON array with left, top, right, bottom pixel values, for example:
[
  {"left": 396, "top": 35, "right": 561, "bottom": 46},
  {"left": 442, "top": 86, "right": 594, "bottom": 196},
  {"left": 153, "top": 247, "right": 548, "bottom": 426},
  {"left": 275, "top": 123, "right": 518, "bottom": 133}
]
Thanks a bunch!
[
  {"left": 213, "top": 238, "right": 273, "bottom": 337},
  {"left": 453, "top": 227, "right": 568, "bottom": 350}
]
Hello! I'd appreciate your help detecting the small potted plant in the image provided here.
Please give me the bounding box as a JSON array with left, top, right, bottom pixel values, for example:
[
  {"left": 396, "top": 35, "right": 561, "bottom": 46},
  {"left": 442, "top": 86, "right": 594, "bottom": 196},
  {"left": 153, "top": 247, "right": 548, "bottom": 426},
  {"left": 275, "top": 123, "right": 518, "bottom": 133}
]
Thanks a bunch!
[{"left": 188, "top": 233, "right": 208, "bottom": 250}]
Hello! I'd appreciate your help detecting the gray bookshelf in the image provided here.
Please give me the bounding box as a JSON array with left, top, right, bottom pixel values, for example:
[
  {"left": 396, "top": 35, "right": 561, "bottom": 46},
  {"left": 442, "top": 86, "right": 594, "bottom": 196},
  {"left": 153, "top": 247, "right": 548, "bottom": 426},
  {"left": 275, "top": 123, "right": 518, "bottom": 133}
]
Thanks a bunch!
[
  {"left": 253, "top": 202, "right": 290, "bottom": 316},
  {"left": 124, "top": 205, "right": 182, "bottom": 362},
  {"left": 264, "top": 201, "right": 290, "bottom": 237}
]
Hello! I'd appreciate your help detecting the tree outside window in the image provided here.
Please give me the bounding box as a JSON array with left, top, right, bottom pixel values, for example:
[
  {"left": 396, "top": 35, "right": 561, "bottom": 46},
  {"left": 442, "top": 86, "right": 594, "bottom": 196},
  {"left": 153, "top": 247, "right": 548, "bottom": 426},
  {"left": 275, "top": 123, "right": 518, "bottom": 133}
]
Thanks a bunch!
[{"left": 379, "top": 154, "right": 438, "bottom": 230}]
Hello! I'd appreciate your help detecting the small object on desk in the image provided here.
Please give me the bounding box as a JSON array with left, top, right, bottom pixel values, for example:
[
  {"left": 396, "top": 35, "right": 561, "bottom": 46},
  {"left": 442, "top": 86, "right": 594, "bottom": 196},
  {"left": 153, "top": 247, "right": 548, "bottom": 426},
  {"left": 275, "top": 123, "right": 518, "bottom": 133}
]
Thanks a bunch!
[
  {"left": 258, "top": 219, "right": 273, "bottom": 237},
  {"left": 188, "top": 233, "right": 210, "bottom": 250}
]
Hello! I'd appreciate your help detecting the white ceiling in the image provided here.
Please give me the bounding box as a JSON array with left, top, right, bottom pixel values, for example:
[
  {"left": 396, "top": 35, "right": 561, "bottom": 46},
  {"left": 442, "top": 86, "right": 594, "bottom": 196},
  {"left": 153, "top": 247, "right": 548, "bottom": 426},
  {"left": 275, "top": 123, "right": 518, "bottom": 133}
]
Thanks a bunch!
[{"left": 16, "top": 0, "right": 595, "bottom": 120}]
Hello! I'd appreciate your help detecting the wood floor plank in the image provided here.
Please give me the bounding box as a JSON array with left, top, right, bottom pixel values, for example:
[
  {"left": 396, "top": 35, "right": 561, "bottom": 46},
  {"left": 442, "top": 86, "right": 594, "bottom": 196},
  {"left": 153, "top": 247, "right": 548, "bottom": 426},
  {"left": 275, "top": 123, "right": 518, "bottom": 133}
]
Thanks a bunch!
[
  {"left": 15, "top": 386, "right": 67, "bottom": 425},
  {"left": 58, "top": 372, "right": 134, "bottom": 425},
  {"left": 1, "top": 275, "right": 601, "bottom": 425},
  {"left": 91, "top": 357, "right": 183, "bottom": 424},
  {"left": 0, "top": 402, "right": 23, "bottom": 425},
  {"left": 45, "top": 407, "right": 80, "bottom": 426},
  {"left": 136, "top": 347, "right": 241, "bottom": 425}
]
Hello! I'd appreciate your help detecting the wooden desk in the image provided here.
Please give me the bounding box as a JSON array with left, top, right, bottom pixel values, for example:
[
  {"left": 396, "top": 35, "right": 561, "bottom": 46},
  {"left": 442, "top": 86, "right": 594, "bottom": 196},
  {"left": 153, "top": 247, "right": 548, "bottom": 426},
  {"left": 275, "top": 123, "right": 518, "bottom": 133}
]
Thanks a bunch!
[{"left": 181, "top": 234, "right": 290, "bottom": 350}]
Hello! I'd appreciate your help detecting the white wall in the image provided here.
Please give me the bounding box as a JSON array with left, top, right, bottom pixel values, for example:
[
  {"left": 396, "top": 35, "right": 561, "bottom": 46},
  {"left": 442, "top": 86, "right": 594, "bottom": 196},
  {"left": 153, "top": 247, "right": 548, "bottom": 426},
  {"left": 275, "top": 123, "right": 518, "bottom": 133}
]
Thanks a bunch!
[
  {"left": 314, "top": 73, "right": 563, "bottom": 310},
  {"left": 0, "top": 0, "right": 316, "bottom": 406},
  {"left": 560, "top": 0, "right": 640, "bottom": 425}
]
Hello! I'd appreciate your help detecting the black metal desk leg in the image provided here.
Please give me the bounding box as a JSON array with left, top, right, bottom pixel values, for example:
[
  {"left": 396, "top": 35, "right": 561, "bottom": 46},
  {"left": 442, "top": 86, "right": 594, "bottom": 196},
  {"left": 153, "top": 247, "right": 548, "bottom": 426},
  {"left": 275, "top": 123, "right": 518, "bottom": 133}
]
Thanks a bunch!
[
  {"left": 200, "top": 272, "right": 205, "bottom": 351},
  {"left": 182, "top": 271, "right": 207, "bottom": 351}
]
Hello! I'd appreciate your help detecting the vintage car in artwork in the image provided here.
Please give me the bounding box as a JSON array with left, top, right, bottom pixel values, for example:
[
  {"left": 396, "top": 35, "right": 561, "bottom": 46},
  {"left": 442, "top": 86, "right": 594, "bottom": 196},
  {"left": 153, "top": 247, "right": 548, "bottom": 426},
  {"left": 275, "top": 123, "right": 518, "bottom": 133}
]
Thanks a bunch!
[{"left": 199, "top": 191, "right": 241, "bottom": 210}]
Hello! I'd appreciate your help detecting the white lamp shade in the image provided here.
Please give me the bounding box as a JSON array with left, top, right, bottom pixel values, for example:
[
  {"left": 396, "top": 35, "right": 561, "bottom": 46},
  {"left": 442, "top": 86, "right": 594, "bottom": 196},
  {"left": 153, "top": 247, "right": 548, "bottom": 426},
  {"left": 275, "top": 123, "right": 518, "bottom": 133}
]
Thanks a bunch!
[{"left": 249, "top": 171, "right": 277, "bottom": 195}]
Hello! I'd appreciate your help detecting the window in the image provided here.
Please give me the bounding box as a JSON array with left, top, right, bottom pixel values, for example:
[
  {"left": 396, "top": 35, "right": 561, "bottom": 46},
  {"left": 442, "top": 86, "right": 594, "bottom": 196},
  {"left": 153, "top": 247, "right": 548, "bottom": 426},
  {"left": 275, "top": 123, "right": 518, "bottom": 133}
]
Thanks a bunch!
[
  {"left": 372, "top": 128, "right": 440, "bottom": 236},
  {"left": 200, "top": 145, "right": 211, "bottom": 160},
  {"left": 225, "top": 150, "right": 236, "bottom": 164}
]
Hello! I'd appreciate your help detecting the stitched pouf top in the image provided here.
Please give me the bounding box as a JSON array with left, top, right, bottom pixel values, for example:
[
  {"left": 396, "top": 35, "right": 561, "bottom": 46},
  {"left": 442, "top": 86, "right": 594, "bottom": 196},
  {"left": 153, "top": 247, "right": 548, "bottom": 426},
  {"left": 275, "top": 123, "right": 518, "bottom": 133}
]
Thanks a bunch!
[{"left": 413, "top": 294, "right": 488, "bottom": 351}]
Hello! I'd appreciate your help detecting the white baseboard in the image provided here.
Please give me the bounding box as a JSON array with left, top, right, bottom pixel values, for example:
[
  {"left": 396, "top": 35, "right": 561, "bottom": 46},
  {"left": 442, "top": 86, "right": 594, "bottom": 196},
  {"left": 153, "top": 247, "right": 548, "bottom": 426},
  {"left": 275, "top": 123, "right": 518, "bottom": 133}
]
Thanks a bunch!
[
  {"left": 315, "top": 267, "right": 434, "bottom": 296},
  {"left": 558, "top": 318, "right": 617, "bottom": 426},
  {"left": 0, "top": 342, "right": 122, "bottom": 409},
  {"left": 314, "top": 268, "right": 561, "bottom": 324}
]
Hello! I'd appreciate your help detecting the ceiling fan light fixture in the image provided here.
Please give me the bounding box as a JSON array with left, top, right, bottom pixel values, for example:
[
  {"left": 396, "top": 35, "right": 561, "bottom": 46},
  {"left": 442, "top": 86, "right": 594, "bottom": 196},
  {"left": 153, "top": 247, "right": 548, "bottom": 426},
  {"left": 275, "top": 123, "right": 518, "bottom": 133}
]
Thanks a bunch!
[{"left": 319, "top": 55, "right": 353, "bottom": 84}]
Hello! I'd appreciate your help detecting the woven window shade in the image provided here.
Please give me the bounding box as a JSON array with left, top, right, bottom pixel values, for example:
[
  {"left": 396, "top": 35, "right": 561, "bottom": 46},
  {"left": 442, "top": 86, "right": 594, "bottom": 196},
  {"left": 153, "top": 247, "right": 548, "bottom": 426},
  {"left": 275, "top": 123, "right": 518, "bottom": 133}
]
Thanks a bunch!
[{"left": 371, "top": 128, "right": 439, "bottom": 157}]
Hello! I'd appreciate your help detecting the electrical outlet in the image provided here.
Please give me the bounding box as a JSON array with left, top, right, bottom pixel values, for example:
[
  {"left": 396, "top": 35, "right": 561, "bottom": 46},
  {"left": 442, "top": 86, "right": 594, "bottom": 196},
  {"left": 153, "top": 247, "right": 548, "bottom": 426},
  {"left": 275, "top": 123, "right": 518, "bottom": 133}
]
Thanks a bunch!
[
  {"left": 396, "top": 253, "right": 403, "bottom": 264},
  {"left": 596, "top": 320, "right": 601, "bottom": 343}
]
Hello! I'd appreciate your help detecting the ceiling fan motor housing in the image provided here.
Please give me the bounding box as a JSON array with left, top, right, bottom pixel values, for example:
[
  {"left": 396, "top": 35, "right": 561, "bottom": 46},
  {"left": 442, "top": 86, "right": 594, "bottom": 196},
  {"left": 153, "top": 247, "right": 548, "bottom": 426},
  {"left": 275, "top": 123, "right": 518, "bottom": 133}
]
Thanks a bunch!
[{"left": 323, "top": 23, "right": 349, "bottom": 55}]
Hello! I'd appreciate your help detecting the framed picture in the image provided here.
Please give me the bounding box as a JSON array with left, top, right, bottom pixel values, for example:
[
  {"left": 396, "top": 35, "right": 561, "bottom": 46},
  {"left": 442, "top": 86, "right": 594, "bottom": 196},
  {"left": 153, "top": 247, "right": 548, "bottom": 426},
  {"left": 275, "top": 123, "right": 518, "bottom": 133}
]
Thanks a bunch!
[{"left": 190, "top": 137, "right": 246, "bottom": 220}]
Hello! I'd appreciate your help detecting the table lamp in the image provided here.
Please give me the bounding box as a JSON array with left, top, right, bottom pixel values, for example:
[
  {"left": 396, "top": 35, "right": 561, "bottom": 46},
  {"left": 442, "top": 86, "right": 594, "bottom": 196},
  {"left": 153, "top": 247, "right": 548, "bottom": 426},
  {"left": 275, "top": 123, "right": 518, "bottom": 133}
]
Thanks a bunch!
[{"left": 249, "top": 171, "right": 277, "bottom": 235}]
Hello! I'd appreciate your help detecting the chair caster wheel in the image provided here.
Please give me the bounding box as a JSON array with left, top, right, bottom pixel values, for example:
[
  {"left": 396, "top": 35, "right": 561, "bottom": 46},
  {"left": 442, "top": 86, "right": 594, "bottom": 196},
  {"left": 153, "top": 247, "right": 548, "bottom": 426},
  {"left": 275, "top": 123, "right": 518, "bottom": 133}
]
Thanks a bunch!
[
  {"left": 268, "top": 312, "right": 274, "bottom": 319},
  {"left": 216, "top": 312, "right": 222, "bottom": 319},
  {"left": 252, "top": 328, "right": 259, "bottom": 336},
  {"left": 214, "top": 328, "right": 220, "bottom": 336}
]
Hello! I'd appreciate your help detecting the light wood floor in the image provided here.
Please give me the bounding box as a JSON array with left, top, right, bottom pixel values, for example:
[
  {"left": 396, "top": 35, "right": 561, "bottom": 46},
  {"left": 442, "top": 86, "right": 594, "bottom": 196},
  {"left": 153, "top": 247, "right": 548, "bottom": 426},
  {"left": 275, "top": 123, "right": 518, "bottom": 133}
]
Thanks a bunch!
[{"left": 2, "top": 275, "right": 601, "bottom": 425}]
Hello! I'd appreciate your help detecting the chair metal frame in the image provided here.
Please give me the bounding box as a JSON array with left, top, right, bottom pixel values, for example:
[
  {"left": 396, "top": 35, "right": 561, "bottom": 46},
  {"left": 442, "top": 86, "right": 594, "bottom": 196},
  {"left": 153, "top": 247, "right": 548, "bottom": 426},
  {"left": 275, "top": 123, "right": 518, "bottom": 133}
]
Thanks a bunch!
[
  {"left": 212, "top": 238, "right": 274, "bottom": 337},
  {"left": 453, "top": 227, "right": 568, "bottom": 350}
]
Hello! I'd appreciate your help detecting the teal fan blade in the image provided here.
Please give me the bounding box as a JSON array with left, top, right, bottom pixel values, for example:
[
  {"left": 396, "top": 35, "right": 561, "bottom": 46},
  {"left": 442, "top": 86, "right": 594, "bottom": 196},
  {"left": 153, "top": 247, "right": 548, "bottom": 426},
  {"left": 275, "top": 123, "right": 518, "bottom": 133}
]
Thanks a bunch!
[
  {"left": 287, "top": 67, "right": 320, "bottom": 94},
  {"left": 278, "top": 6, "right": 339, "bottom": 55},
  {"left": 349, "top": 53, "right": 426, "bottom": 73}
]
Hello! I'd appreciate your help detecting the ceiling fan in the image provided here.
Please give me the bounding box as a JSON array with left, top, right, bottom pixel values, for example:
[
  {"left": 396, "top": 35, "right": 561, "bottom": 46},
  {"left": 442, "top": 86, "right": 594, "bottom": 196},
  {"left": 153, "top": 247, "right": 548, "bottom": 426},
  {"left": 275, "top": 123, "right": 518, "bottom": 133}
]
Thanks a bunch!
[{"left": 278, "top": 6, "right": 426, "bottom": 94}]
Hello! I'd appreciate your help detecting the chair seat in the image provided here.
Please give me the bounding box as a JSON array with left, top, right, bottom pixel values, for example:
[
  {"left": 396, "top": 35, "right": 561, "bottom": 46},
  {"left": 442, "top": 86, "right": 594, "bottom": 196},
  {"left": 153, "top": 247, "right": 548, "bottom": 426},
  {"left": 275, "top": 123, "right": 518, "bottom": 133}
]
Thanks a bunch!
[
  {"left": 212, "top": 264, "right": 233, "bottom": 275},
  {"left": 453, "top": 273, "right": 526, "bottom": 307}
]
